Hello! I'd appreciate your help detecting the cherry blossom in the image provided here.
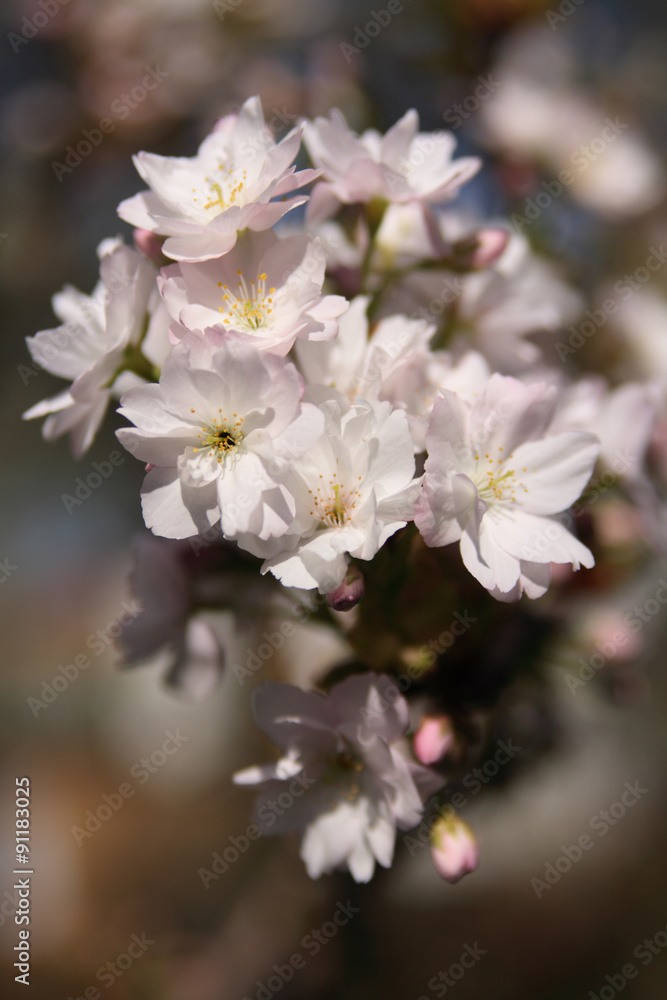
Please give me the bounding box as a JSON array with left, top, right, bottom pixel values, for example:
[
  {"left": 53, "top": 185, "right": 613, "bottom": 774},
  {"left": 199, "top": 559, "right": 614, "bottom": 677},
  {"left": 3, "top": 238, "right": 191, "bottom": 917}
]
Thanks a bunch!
[
  {"left": 159, "top": 229, "right": 347, "bottom": 355},
  {"left": 235, "top": 395, "right": 421, "bottom": 593},
  {"left": 118, "top": 96, "right": 319, "bottom": 262},
  {"left": 116, "top": 332, "right": 323, "bottom": 540},
  {"left": 303, "top": 108, "right": 481, "bottom": 223},
  {"left": 23, "top": 239, "right": 169, "bottom": 458},
  {"left": 234, "top": 674, "right": 443, "bottom": 882},
  {"left": 414, "top": 375, "right": 599, "bottom": 600}
]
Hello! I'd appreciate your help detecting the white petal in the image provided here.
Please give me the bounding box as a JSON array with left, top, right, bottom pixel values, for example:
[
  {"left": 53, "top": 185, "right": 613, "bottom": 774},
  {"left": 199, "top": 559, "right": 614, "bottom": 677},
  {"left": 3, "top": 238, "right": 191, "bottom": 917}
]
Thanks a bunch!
[{"left": 140, "top": 466, "right": 219, "bottom": 539}]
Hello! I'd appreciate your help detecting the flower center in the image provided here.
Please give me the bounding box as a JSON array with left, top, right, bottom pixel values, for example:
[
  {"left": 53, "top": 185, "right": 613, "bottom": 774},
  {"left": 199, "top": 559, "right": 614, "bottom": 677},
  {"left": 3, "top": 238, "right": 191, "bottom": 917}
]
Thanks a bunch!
[
  {"left": 323, "top": 749, "right": 364, "bottom": 803},
  {"left": 192, "top": 163, "right": 248, "bottom": 215},
  {"left": 472, "top": 447, "right": 528, "bottom": 504},
  {"left": 217, "top": 271, "right": 277, "bottom": 332},
  {"left": 193, "top": 410, "right": 244, "bottom": 464},
  {"left": 308, "top": 478, "right": 362, "bottom": 527}
]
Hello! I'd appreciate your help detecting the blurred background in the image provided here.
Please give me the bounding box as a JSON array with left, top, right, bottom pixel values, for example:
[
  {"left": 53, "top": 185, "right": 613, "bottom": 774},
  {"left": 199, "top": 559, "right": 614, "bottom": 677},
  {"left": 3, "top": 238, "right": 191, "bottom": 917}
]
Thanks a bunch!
[{"left": 2, "top": 0, "right": 667, "bottom": 997}]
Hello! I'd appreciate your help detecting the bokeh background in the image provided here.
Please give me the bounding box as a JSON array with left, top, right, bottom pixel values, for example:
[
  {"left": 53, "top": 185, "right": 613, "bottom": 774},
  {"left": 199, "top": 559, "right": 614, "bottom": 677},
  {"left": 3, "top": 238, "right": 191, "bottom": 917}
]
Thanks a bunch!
[{"left": 2, "top": 0, "right": 667, "bottom": 997}]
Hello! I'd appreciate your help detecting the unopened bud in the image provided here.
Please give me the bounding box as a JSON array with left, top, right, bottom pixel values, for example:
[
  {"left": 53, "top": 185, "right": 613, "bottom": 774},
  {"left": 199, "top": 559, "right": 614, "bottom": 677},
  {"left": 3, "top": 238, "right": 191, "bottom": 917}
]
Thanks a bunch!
[
  {"left": 430, "top": 813, "right": 479, "bottom": 883},
  {"left": 451, "top": 227, "right": 509, "bottom": 270},
  {"left": 134, "top": 229, "right": 168, "bottom": 266},
  {"left": 326, "top": 567, "right": 364, "bottom": 612},
  {"left": 414, "top": 715, "right": 454, "bottom": 765}
]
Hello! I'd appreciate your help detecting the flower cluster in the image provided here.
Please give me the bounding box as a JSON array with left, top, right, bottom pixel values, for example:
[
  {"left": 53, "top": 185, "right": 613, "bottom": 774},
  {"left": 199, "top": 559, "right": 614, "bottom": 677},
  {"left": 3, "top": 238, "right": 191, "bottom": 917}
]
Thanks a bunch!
[{"left": 24, "top": 96, "right": 663, "bottom": 883}]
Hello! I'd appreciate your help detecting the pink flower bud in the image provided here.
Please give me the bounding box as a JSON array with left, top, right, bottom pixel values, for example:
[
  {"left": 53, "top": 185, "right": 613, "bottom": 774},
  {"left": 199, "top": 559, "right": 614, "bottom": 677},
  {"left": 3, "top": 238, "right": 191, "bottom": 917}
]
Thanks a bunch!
[
  {"left": 452, "top": 227, "right": 509, "bottom": 270},
  {"left": 430, "top": 814, "right": 479, "bottom": 883},
  {"left": 326, "top": 567, "right": 365, "bottom": 612},
  {"left": 133, "top": 229, "right": 167, "bottom": 266},
  {"left": 588, "top": 612, "right": 643, "bottom": 661},
  {"left": 414, "top": 715, "right": 454, "bottom": 765}
]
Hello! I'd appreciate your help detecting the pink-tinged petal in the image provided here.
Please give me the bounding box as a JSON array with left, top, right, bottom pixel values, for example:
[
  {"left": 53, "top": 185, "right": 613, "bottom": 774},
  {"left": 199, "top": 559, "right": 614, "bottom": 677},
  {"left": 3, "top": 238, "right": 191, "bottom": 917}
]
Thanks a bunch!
[
  {"left": 117, "top": 190, "right": 167, "bottom": 231},
  {"left": 251, "top": 682, "right": 336, "bottom": 751},
  {"left": 421, "top": 156, "right": 482, "bottom": 201},
  {"left": 245, "top": 194, "right": 310, "bottom": 231},
  {"left": 408, "top": 759, "right": 447, "bottom": 801},
  {"left": 228, "top": 94, "right": 267, "bottom": 154},
  {"left": 271, "top": 167, "right": 321, "bottom": 198},
  {"left": 306, "top": 182, "right": 342, "bottom": 224},
  {"left": 380, "top": 109, "right": 419, "bottom": 168},
  {"left": 133, "top": 228, "right": 167, "bottom": 264},
  {"left": 329, "top": 673, "right": 410, "bottom": 744},
  {"left": 416, "top": 472, "right": 484, "bottom": 548},
  {"left": 425, "top": 390, "right": 472, "bottom": 473},
  {"left": 26, "top": 321, "right": 102, "bottom": 381},
  {"left": 162, "top": 228, "right": 239, "bottom": 262},
  {"left": 470, "top": 374, "right": 557, "bottom": 456}
]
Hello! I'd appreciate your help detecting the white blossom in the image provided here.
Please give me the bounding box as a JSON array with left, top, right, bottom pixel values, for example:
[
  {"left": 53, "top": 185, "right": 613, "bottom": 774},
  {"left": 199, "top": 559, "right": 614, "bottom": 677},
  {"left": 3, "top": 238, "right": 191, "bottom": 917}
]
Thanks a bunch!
[
  {"left": 235, "top": 395, "right": 421, "bottom": 593},
  {"left": 415, "top": 375, "right": 599, "bottom": 600},
  {"left": 303, "top": 108, "right": 480, "bottom": 223},
  {"left": 116, "top": 332, "right": 323, "bottom": 540},
  {"left": 23, "top": 239, "right": 169, "bottom": 458},
  {"left": 118, "top": 96, "right": 318, "bottom": 262},
  {"left": 159, "top": 229, "right": 347, "bottom": 355},
  {"left": 234, "top": 674, "right": 443, "bottom": 882}
]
